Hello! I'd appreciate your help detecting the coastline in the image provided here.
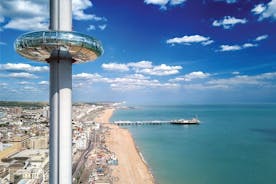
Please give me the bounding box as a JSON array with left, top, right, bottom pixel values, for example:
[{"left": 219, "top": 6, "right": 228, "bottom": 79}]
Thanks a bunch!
[{"left": 94, "top": 108, "right": 155, "bottom": 184}]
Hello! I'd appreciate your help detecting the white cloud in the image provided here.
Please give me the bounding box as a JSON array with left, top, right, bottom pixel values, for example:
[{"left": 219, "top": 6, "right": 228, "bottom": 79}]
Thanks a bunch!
[
  {"left": 102, "top": 61, "right": 182, "bottom": 76},
  {"left": 170, "top": 71, "right": 210, "bottom": 82},
  {"left": 4, "top": 17, "right": 48, "bottom": 31},
  {"left": 183, "top": 83, "right": 229, "bottom": 90},
  {"left": 0, "top": 82, "right": 7, "bottom": 87},
  {"left": 181, "top": 72, "right": 276, "bottom": 90},
  {"left": 73, "top": 73, "right": 112, "bottom": 87},
  {"left": 98, "top": 24, "right": 107, "bottom": 30},
  {"left": 109, "top": 74, "right": 160, "bottom": 90},
  {"left": 73, "top": 73, "right": 102, "bottom": 79},
  {"left": 102, "top": 63, "right": 130, "bottom": 72},
  {"left": 252, "top": 4, "right": 266, "bottom": 15},
  {"left": 166, "top": 35, "right": 213, "bottom": 46},
  {"left": 22, "top": 86, "right": 39, "bottom": 92},
  {"left": 110, "top": 81, "right": 180, "bottom": 91},
  {"left": 73, "top": 72, "right": 97, "bottom": 79},
  {"left": 242, "top": 43, "right": 258, "bottom": 48},
  {"left": 144, "top": 0, "right": 170, "bottom": 6},
  {"left": 261, "top": 0, "right": 276, "bottom": 19},
  {"left": 0, "top": 0, "right": 48, "bottom": 18},
  {"left": 0, "top": 0, "right": 48, "bottom": 31},
  {"left": 219, "top": 42, "right": 258, "bottom": 52},
  {"left": 232, "top": 71, "right": 240, "bottom": 75},
  {"left": 214, "top": 0, "right": 237, "bottom": 3},
  {"left": 253, "top": 0, "right": 276, "bottom": 20},
  {"left": 39, "top": 81, "right": 49, "bottom": 85},
  {"left": 255, "top": 34, "right": 268, "bottom": 41},
  {"left": 73, "top": 73, "right": 109, "bottom": 83},
  {"left": 209, "top": 75, "right": 259, "bottom": 85},
  {"left": 74, "top": 12, "right": 105, "bottom": 21},
  {"left": 18, "top": 81, "right": 33, "bottom": 85},
  {"left": 254, "top": 72, "right": 276, "bottom": 80},
  {"left": 0, "top": 63, "right": 49, "bottom": 72},
  {"left": 0, "top": 0, "right": 106, "bottom": 31},
  {"left": 170, "top": 0, "right": 186, "bottom": 5},
  {"left": 72, "top": 0, "right": 93, "bottom": 20},
  {"left": 87, "top": 25, "right": 96, "bottom": 31},
  {"left": 144, "top": 0, "right": 186, "bottom": 8},
  {"left": 201, "top": 40, "right": 214, "bottom": 46},
  {"left": 127, "top": 61, "right": 182, "bottom": 76},
  {"left": 72, "top": 0, "right": 106, "bottom": 21},
  {"left": 110, "top": 74, "right": 180, "bottom": 91},
  {"left": 219, "top": 45, "right": 242, "bottom": 51},
  {"left": 128, "top": 61, "right": 153, "bottom": 69},
  {"left": 225, "top": 0, "right": 237, "bottom": 3},
  {"left": 87, "top": 24, "right": 107, "bottom": 31},
  {"left": 208, "top": 72, "right": 276, "bottom": 87},
  {"left": 8, "top": 72, "right": 38, "bottom": 79},
  {"left": 73, "top": 72, "right": 180, "bottom": 91},
  {"left": 138, "top": 64, "right": 182, "bottom": 76},
  {"left": 212, "top": 16, "right": 247, "bottom": 29},
  {"left": 218, "top": 34, "right": 267, "bottom": 52}
]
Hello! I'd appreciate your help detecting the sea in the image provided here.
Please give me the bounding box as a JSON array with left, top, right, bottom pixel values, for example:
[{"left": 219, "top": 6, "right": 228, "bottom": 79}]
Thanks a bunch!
[{"left": 110, "top": 105, "right": 276, "bottom": 184}]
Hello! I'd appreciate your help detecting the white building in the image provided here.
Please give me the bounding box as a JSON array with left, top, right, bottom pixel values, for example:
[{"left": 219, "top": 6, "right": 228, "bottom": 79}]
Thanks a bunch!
[
  {"left": 75, "top": 133, "right": 88, "bottom": 150},
  {"left": 0, "top": 142, "right": 3, "bottom": 151}
]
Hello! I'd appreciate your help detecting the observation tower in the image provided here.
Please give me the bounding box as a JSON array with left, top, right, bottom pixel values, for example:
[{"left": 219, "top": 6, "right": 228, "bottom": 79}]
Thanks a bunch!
[{"left": 14, "top": 0, "right": 103, "bottom": 183}]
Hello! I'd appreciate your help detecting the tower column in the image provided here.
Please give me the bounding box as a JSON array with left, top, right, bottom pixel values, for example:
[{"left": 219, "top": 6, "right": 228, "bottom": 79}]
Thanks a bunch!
[
  {"left": 49, "top": 50, "right": 72, "bottom": 184},
  {"left": 57, "top": 55, "right": 72, "bottom": 184},
  {"left": 49, "top": 0, "right": 72, "bottom": 183},
  {"left": 49, "top": 58, "right": 59, "bottom": 184}
]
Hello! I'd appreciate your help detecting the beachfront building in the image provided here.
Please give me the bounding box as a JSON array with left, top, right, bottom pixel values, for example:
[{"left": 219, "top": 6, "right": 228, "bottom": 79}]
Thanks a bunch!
[{"left": 28, "top": 136, "right": 49, "bottom": 149}]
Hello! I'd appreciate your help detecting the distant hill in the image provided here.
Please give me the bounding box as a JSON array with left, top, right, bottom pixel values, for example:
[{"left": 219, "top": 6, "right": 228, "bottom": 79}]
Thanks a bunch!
[{"left": 0, "top": 101, "right": 48, "bottom": 108}]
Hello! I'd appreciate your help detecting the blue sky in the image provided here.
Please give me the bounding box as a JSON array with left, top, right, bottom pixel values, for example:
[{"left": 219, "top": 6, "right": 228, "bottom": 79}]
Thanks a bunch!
[{"left": 0, "top": 0, "right": 276, "bottom": 104}]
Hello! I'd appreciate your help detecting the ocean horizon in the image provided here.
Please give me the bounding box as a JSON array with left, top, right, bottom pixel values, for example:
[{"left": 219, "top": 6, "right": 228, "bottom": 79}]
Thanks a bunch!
[{"left": 111, "top": 104, "right": 276, "bottom": 184}]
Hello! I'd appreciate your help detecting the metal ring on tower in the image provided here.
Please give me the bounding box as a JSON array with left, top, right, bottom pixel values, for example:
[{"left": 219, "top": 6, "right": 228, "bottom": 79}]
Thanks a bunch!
[{"left": 14, "top": 31, "right": 104, "bottom": 63}]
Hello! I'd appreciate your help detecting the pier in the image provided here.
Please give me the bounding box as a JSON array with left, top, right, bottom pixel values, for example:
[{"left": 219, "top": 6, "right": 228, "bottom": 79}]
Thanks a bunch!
[
  {"left": 113, "top": 118, "right": 200, "bottom": 126},
  {"left": 114, "top": 120, "right": 168, "bottom": 126}
]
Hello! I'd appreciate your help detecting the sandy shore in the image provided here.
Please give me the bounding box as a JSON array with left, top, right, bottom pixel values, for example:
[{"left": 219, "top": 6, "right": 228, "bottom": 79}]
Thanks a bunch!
[
  {"left": 95, "top": 108, "right": 155, "bottom": 184},
  {"left": 94, "top": 108, "right": 115, "bottom": 124}
]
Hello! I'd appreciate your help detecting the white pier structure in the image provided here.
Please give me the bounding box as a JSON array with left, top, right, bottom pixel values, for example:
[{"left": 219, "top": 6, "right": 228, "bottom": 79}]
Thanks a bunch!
[
  {"left": 114, "top": 120, "right": 169, "bottom": 126},
  {"left": 14, "top": 0, "right": 103, "bottom": 183},
  {"left": 114, "top": 118, "right": 200, "bottom": 126}
]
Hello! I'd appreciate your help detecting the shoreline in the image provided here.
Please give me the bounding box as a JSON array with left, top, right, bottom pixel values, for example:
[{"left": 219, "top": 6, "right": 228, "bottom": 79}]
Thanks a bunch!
[
  {"left": 134, "top": 140, "right": 157, "bottom": 184},
  {"left": 94, "top": 108, "right": 156, "bottom": 184}
]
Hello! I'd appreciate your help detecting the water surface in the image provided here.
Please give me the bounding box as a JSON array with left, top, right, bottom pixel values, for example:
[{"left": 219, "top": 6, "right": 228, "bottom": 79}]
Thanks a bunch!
[{"left": 111, "top": 105, "right": 276, "bottom": 184}]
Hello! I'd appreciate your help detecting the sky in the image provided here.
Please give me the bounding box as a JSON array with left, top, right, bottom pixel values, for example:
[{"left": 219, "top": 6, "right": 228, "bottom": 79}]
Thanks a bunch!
[{"left": 0, "top": 0, "right": 276, "bottom": 104}]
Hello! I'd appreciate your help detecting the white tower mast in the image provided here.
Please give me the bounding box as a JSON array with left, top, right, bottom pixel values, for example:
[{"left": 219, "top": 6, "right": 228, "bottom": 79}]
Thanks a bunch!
[{"left": 49, "top": 0, "right": 72, "bottom": 183}]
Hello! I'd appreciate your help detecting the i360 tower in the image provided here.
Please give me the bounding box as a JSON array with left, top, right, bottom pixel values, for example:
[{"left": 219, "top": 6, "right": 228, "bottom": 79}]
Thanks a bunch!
[{"left": 14, "top": 0, "right": 103, "bottom": 183}]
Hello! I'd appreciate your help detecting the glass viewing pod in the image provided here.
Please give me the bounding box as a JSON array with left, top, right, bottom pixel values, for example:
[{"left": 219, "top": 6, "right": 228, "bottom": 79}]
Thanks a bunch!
[{"left": 15, "top": 31, "right": 103, "bottom": 63}]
